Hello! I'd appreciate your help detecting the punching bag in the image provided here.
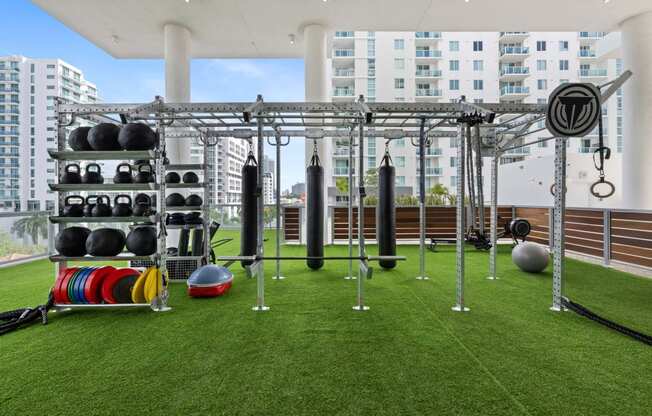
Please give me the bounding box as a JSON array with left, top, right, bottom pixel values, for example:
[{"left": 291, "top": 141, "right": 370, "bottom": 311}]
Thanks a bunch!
[
  {"left": 306, "top": 152, "right": 324, "bottom": 270},
  {"left": 240, "top": 153, "right": 258, "bottom": 268},
  {"left": 377, "top": 153, "right": 397, "bottom": 269}
]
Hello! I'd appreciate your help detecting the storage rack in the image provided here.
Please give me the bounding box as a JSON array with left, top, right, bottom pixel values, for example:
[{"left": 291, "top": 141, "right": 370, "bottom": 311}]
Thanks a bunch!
[{"left": 48, "top": 98, "right": 171, "bottom": 312}]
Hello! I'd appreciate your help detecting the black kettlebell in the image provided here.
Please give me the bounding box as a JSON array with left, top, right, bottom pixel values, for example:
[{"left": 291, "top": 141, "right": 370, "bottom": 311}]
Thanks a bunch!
[
  {"left": 83, "top": 195, "right": 98, "bottom": 217},
  {"left": 63, "top": 196, "right": 85, "bottom": 217},
  {"left": 82, "top": 163, "right": 104, "bottom": 184},
  {"left": 134, "top": 163, "right": 155, "bottom": 183},
  {"left": 113, "top": 163, "right": 133, "bottom": 184},
  {"left": 165, "top": 172, "right": 181, "bottom": 184},
  {"left": 185, "top": 194, "right": 203, "bottom": 207},
  {"left": 166, "top": 193, "right": 185, "bottom": 207},
  {"left": 112, "top": 194, "right": 133, "bottom": 217},
  {"left": 126, "top": 226, "right": 157, "bottom": 256},
  {"left": 60, "top": 164, "right": 82, "bottom": 184},
  {"left": 182, "top": 172, "right": 199, "bottom": 184},
  {"left": 133, "top": 193, "right": 153, "bottom": 217},
  {"left": 91, "top": 195, "right": 112, "bottom": 217}
]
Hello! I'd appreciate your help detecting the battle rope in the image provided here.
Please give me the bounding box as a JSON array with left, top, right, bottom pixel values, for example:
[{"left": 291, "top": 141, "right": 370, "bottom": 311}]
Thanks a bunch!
[
  {"left": 0, "top": 291, "right": 54, "bottom": 336},
  {"left": 561, "top": 297, "right": 652, "bottom": 346}
]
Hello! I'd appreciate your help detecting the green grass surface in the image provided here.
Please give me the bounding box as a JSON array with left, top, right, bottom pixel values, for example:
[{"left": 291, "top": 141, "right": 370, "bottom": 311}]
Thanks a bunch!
[{"left": 1, "top": 230, "right": 651, "bottom": 415}]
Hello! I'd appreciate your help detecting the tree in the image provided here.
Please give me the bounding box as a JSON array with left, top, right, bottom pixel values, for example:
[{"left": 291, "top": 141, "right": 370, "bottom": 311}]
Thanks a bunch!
[
  {"left": 426, "top": 183, "right": 453, "bottom": 206},
  {"left": 335, "top": 177, "right": 349, "bottom": 194},
  {"left": 364, "top": 169, "right": 378, "bottom": 187},
  {"left": 11, "top": 214, "right": 48, "bottom": 245}
]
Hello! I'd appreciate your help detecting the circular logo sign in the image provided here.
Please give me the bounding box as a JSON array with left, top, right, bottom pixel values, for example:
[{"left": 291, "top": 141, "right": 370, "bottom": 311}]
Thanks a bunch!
[{"left": 546, "top": 83, "right": 601, "bottom": 138}]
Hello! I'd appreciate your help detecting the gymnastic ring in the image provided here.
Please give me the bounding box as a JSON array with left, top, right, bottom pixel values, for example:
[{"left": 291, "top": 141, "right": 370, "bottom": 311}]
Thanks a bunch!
[
  {"left": 549, "top": 183, "right": 568, "bottom": 197},
  {"left": 590, "top": 180, "right": 615, "bottom": 199}
]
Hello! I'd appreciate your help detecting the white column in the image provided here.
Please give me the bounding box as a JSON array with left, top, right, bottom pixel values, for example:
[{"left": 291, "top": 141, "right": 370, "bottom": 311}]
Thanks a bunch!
[
  {"left": 302, "top": 24, "right": 330, "bottom": 243},
  {"left": 621, "top": 12, "right": 652, "bottom": 209},
  {"left": 164, "top": 23, "right": 191, "bottom": 164}
]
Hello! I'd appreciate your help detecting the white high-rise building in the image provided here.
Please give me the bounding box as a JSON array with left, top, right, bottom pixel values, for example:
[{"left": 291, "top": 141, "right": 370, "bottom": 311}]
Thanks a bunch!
[
  {"left": 212, "top": 137, "right": 250, "bottom": 219},
  {"left": 0, "top": 55, "right": 98, "bottom": 212},
  {"left": 321, "top": 31, "right": 621, "bottom": 203}
]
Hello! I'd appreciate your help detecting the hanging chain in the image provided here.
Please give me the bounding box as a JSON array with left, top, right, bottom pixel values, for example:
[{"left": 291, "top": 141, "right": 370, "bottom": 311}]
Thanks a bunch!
[{"left": 313, "top": 139, "right": 318, "bottom": 155}]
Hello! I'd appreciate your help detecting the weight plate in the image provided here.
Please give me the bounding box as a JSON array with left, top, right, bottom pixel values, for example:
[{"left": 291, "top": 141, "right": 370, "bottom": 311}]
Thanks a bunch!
[
  {"left": 84, "top": 266, "right": 115, "bottom": 304},
  {"left": 101, "top": 268, "right": 140, "bottom": 304},
  {"left": 72, "top": 267, "right": 93, "bottom": 304},
  {"left": 67, "top": 267, "right": 86, "bottom": 304},
  {"left": 112, "top": 274, "right": 138, "bottom": 304},
  {"left": 54, "top": 267, "right": 77, "bottom": 304},
  {"left": 131, "top": 268, "right": 150, "bottom": 304},
  {"left": 59, "top": 268, "right": 79, "bottom": 304},
  {"left": 75, "top": 267, "right": 97, "bottom": 304}
]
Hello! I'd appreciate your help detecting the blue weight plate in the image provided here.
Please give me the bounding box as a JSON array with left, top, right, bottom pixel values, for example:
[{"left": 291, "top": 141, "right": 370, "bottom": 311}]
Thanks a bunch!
[{"left": 74, "top": 267, "right": 95, "bottom": 304}]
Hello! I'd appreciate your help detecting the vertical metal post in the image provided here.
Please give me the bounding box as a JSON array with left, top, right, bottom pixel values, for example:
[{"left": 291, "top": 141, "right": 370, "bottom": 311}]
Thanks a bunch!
[
  {"left": 453, "top": 124, "right": 470, "bottom": 312},
  {"left": 548, "top": 207, "right": 554, "bottom": 250},
  {"left": 417, "top": 117, "right": 429, "bottom": 280},
  {"left": 603, "top": 209, "right": 611, "bottom": 266},
  {"left": 474, "top": 124, "right": 485, "bottom": 236},
  {"left": 273, "top": 133, "right": 285, "bottom": 280},
  {"left": 353, "top": 120, "right": 369, "bottom": 311},
  {"left": 466, "top": 125, "right": 477, "bottom": 231},
  {"left": 487, "top": 143, "right": 499, "bottom": 280},
  {"left": 551, "top": 137, "right": 567, "bottom": 312},
  {"left": 344, "top": 126, "right": 356, "bottom": 280},
  {"left": 253, "top": 112, "right": 269, "bottom": 311}
]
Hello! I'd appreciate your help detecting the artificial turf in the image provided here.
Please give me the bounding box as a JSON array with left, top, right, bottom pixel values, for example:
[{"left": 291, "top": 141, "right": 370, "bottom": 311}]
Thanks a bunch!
[{"left": 1, "top": 230, "right": 651, "bottom": 415}]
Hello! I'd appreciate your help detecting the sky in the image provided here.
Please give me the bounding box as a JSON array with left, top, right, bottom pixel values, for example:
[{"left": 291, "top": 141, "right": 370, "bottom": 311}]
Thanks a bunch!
[{"left": 0, "top": 0, "right": 306, "bottom": 191}]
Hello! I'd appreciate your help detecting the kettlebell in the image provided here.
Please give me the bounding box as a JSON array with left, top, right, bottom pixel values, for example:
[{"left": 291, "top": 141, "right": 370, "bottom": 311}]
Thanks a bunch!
[
  {"left": 185, "top": 194, "right": 203, "bottom": 207},
  {"left": 91, "top": 195, "right": 112, "bottom": 217},
  {"left": 166, "top": 193, "right": 185, "bottom": 207},
  {"left": 82, "top": 163, "right": 104, "bottom": 184},
  {"left": 134, "top": 163, "right": 155, "bottom": 183},
  {"left": 63, "top": 195, "right": 85, "bottom": 217},
  {"left": 60, "top": 164, "right": 82, "bottom": 184},
  {"left": 182, "top": 172, "right": 199, "bottom": 184},
  {"left": 165, "top": 172, "right": 181, "bottom": 184},
  {"left": 133, "top": 193, "right": 153, "bottom": 217},
  {"left": 83, "top": 195, "right": 98, "bottom": 217},
  {"left": 112, "top": 194, "right": 133, "bottom": 217},
  {"left": 113, "top": 163, "right": 133, "bottom": 184}
]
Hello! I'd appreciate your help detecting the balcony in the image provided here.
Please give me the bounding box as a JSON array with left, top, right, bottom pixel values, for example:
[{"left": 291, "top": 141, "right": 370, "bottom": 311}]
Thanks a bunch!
[
  {"left": 417, "top": 167, "right": 443, "bottom": 176},
  {"left": 415, "top": 49, "right": 442, "bottom": 59},
  {"left": 579, "top": 69, "right": 608, "bottom": 79},
  {"left": 500, "top": 47, "right": 529, "bottom": 61},
  {"left": 578, "top": 146, "right": 599, "bottom": 154},
  {"left": 415, "top": 69, "right": 442, "bottom": 78},
  {"left": 415, "top": 32, "right": 442, "bottom": 39},
  {"left": 500, "top": 86, "right": 530, "bottom": 98},
  {"left": 334, "top": 167, "right": 355, "bottom": 176},
  {"left": 332, "top": 88, "right": 355, "bottom": 97},
  {"left": 334, "top": 31, "right": 354, "bottom": 38},
  {"left": 500, "top": 66, "right": 530, "bottom": 80},
  {"left": 499, "top": 32, "right": 529, "bottom": 42},
  {"left": 504, "top": 147, "right": 531, "bottom": 155},
  {"left": 578, "top": 49, "right": 597, "bottom": 59},
  {"left": 579, "top": 32, "right": 607, "bottom": 41},
  {"left": 333, "top": 68, "right": 354, "bottom": 77},
  {"left": 333, "top": 49, "right": 355, "bottom": 58},
  {"left": 415, "top": 88, "right": 442, "bottom": 97},
  {"left": 416, "top": 148, "right": 443, "bottom": 156}
]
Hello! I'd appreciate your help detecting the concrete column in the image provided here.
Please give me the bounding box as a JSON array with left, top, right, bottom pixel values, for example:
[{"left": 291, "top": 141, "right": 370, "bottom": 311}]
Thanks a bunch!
[
  {"left": 621, "top": 12, "right": 652, "bottom": 209},
  {"left": 302, "top": 24, "right": 331, "bottom": 243},
  {"left": 164, "top": 23, "right": 191, "bottom": 164}
]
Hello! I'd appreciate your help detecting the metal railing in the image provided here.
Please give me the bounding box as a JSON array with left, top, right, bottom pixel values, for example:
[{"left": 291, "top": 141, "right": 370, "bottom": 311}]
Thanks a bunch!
[
  {"left": 333, "top": 89, "right": 355, "bottom": 97},
  {"left": 415, "top": 69, "right": 442, "bottom": 77},
  {"left": 500, "top": 47, "right": 529, "bottom": 56},
  {"left": 416, "top": 50, "right": 442, "bottom": 58},
  {"left": 500, "top": 66, "right": 530, "bottom": 76},
  {"left": 416, "top": 88, "right": 442, "bottom": 97},
  {"left": 500, "top": 86, "right": 530, "bottom": 95},
  {"left": 334, "top": 49, "right": 355, "bottom": 57},
  {"left": 333, "top": 69, "right": 355, "bottom": 77},
  {"left": 578, "top": 49, "right": 597, "bottom": 58}
]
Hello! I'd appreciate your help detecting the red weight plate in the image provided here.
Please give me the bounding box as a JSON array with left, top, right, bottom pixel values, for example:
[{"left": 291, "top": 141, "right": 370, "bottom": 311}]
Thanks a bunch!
[
  {"left": 57, "top": 267, "right": 80, "bottom": 304},
  {"left": 101, "top": 268, "right": 140, "bottom": 304},
  {"left": 84, "top": 266, "right": 115, "bottom": 304},
  {"left": 53, "top": 268, "right": 73, "bottom": 304}
]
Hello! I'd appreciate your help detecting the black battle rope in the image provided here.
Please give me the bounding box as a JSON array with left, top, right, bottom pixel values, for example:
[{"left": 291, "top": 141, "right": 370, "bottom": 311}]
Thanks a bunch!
[
  {"left": 561, "top": 297, "right": 652, "bottom": 346},
  {"left": 0, "top": 291, "right": 54, "bottom": 336}
]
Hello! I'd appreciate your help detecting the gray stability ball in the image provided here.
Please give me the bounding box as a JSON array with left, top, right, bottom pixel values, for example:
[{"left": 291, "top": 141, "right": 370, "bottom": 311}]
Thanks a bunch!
[{"left": 512, "top": 242, "right": 550, "bottom": 273}]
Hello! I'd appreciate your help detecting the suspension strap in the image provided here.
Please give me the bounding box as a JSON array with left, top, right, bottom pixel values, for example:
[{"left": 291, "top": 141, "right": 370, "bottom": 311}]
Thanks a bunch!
[{"left": 590, "top": 95, "right": 615, "bottom": 199}]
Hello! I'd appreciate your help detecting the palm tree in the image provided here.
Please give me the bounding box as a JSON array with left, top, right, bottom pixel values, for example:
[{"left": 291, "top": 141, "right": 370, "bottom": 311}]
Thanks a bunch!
[{"left": 11, "top": 214, "right": 48, "bottom": 245}]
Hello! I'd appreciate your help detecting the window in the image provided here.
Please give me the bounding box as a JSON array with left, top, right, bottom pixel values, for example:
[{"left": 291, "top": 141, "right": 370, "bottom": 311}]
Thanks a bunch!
[
  {"left": 394, "top": 39, "right": 404, "bottom": 50},
  {"left": 46, "top": 64, "right": 55, "bottom": 69},
  {"left": 559, "top": 60, "right": 569, "bottom": 71},
  {"left": 538, "top": 139, "right": 548, "bottom": 148},
  {"left": 395, "top": 156, "right": 406, "bottom": 168},
  {"left": 559, "top": 41, "right": 569, "bottom": 51},
  {"left": 536, "top": 41, "right": 546, "bottom": 51},
  {"left": 394, "top": 58, "right": 404, "bottom": 69},
  {"left": 395, "top": 97, "right": 405, "bottom": 102},
  {"left": 367, "top": 39, "right": 375, "bottom": 57},
  {"left": 560, "top": 79, "right": 569, "bottom": 84},
  {"left": 537, "top": 60, "right": 547, "bottom": 71},
  {"left": 450, "top": 157, "right": 457, "bottom": 167},
  {"left": 367, "top": 78, "right": 376, "bottom": 97},
  {"left": 449, "top": 60, "right": 459, "bottom": 71},
  {"left": 473, "top": 60, "right": 483, "bottom": 71},
  {"left": 394, "top": 78, "right": 405, "bottom": 89},
  {"left": 537, "top": 98, "right": 547, "bottom": 104},
  {"left": 449, "top": 41, "right": 459, "bottom": 52},
  {"left": 396, "top": 176, "right": 406, "bottom": 186},
  {"left": 450, "top": 176, "right": 457, "bottom": 187},
  {"left": 449, "top": 80, "right": 459, "bottom": 90},
  {"left": 473, "top": 80, "right": 483, "bottom": 90},
  {"left": 473, "top": 41, "right": 483, "bottom": 51},
  {"left": 537, "top": 79, "right": 548, "bottom": 90},
  {"left": 368, "top": 59, "right": 375, "bottom": 77},
  {"left": 394, "top": 138, "right": 405, "bottom": 148}
]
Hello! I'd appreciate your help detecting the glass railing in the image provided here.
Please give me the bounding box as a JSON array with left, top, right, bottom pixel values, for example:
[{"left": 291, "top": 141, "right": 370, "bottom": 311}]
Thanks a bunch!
[
  {"left": 579, "top": 69, "right": 608, "bottom": 77},
  {"left": 334, "top": 49, "right": 355, "bottom": 57},
  {"left": 417, "top": 167, "right": 443, "bottom": 176},
  {"left": 578, "top": 49, "right": 597, "bottom": 58},
  {"left": 0, "top": 210, "right": 53, "bottom": 266},
  {"left": 334, "top": 69, "right": 355, "bottom": 77},
  {"left": 578, "top": 147, "right": 598, "bottom": 154},
  {"left": 334, "top": 167, "right": 355, "bottom": 175},
  {"left": 500, "top": 47, "right": 529, "bottom": 56},
  {"left": 579, "top": 32, "right": 607, "bottom": 39},
  {"left": 333, "top": 89, "right": 355, "bottom": 97},
  {"left": 499, "top": 32, "right": 529, "bottom": 37},
  {"left": 500, "top": 66, "right": 530, "bottom": 76},
  {"left": 416, "top": 50, "right": 442, "bottom": 58},
  {"left": 415, "top": 69, "right": 442, "bottom": 77},
  {"left": 505, "top": 147, "right": 531, "bottom": 155},
  {"left": 500, "top": 86, "right": 530, "bottom": 95},
  {"left": 416, "top": 88, "right": 442, "bottom": 97},
  {"left": 334, "top": 31, "right": 354, "bottom": 38},
  {"left": 417, "top": 148, "right": 443, "bottom": 156},
  {"left": 415, "top": 32, "right": 442, "bottom": 39}
]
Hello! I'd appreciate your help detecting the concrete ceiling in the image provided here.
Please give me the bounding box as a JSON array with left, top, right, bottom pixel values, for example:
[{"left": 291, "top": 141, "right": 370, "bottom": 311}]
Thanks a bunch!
[{"left": 32, "top": 0, "right": 651, "bottom": 59}]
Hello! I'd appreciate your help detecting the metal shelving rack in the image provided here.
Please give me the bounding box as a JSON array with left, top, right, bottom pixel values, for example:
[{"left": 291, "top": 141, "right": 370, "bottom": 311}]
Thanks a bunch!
[{"left": 49, "top": 97, "right": 170, "bottom": 312}]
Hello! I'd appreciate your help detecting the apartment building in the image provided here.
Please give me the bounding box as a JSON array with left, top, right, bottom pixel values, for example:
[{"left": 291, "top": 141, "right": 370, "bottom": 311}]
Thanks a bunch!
[
  {"left": 324, "top": 31, "right": 621, "bottom": 203},
  {"left": 0, "top": 55, "right": 98, "bottom": 212}
]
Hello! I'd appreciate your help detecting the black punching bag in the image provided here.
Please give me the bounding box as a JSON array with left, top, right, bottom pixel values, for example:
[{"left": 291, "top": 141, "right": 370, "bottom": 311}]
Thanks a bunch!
[
  {"left": 240, "top": 153, "right": 258, "bottom": 268},
  {"left": 377, "top": 153, "right": 397, "bottom": 269},
  {"left": 306, "top": 153, "right": 324, "bottom": 270}
]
